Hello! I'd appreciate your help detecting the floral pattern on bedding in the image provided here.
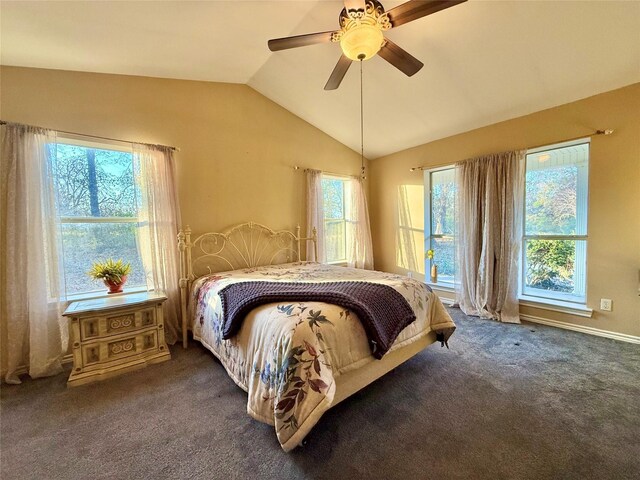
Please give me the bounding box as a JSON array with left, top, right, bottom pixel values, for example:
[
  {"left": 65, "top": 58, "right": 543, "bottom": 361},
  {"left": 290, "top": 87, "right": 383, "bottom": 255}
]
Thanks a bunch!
[
  {"left": 189, "top": 262, "right": 455, "bottom": 451},
  {"left": 256, "top": 304, "right": 333, "bottom": 433}
]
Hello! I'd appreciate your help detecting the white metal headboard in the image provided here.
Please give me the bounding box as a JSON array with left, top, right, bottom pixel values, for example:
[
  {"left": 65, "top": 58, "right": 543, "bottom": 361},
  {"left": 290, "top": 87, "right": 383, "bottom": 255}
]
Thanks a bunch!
[{"left": 177, "top": 222, "right": 318, "bottom": 347}]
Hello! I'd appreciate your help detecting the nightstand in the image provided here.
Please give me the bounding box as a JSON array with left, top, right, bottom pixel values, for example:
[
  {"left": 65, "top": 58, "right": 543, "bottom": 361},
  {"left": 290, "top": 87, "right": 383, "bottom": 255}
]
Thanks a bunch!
[{"left": 64, "top": 291, "right": 171, "bottom": 387}]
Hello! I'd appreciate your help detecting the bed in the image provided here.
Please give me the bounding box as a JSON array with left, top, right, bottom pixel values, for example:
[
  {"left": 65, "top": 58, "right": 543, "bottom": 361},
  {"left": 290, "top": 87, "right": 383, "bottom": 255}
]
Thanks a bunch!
[{"left": 178, "top": 222, "right": 456, "bottom": 451}]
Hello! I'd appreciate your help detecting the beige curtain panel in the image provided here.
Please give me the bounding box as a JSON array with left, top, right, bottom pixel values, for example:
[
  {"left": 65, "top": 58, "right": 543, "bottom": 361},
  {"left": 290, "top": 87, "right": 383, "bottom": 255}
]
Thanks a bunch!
[
  {"left": 347, "top": 176, "right": 374, "bottom": 270},
  {"left": 455, "top": 150, "right": 525, "bottom": 323},
  {"left": 1, "top": 124, "right": 68, "bottom": 383},
  {"left": 133, "top": 144, "right": 182, "bottom": 344},
  {"left": 306, "top": 169, "right": 326, "bottom": 263}
]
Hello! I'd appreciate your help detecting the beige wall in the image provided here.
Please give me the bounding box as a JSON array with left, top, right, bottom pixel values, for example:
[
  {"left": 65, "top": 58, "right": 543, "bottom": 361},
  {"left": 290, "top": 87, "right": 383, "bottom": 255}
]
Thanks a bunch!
[
  {"left": 0, "top": 66, "right": 365, "bottom": 236},
  {"left": 0, "top": 66, "right": 365, "bottom": 370},
  {"left": 370, "top": 83, "right": 640, "bottom": 337},
  {"left": 1, "top": 65, "right": 637, "bottom": 356}
]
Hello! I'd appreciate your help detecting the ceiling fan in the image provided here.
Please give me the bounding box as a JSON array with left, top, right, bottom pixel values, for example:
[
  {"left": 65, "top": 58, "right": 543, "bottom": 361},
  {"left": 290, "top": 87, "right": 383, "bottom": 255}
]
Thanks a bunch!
[{"left": 268, "top": 0, "right": 467, "bottom": 90}]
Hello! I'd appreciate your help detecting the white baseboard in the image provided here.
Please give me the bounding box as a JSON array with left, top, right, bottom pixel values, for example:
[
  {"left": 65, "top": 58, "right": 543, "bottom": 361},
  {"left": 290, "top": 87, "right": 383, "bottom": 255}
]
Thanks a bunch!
[
  {"left": 521, "top": 314, "right": 640, "bottom": 345},
  {"left": 439, "top": 294, "right": 640, "bottom": 345}
]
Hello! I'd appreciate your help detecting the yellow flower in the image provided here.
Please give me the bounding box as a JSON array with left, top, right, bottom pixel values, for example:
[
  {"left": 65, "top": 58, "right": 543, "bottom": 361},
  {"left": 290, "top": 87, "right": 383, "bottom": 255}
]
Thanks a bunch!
[{"left": 426, "top": 249, "right": 435, "bottom": 260}]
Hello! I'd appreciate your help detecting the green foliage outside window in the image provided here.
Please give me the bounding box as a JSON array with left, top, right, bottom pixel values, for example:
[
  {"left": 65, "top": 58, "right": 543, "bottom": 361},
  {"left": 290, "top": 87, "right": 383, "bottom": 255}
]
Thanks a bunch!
[
  {"left": 429, "top": 170, "right": 456, "bottom": 281},
  {"left": 52, "top": 144, "right": 137, "bottom": 218},
  {"left": 51, "top": 143, "right": 146, "bottom": 295},
  {"left": 526, "top": 167, "right": 578, "bottom": 236},
  {"left": 525, "top": 164, "right": 582, "bottom": 294},
  {"left": 322, "top": 178, "right": 347, "bottom": 263},
  {"left": 525, "top": 239, "right": 575, "bottom": 293}
]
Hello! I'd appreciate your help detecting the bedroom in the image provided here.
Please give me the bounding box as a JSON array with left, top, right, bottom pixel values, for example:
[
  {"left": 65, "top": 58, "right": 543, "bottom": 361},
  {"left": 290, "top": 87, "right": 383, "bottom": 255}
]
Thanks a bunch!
[{"left": 0, "top": 1, "right": 639, "bottom": 479}]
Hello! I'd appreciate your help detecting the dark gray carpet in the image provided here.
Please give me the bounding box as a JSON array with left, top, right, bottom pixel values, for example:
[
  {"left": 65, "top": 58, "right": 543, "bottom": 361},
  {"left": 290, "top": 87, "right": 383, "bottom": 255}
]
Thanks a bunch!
[{"left": 2, "top": 307, "right": 639, "bottom": 480}]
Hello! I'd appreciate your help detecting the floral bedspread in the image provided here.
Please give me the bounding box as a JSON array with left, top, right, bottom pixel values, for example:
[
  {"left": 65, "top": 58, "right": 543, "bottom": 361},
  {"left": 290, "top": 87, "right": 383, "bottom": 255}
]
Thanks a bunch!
[{"left": 189, "top": 262, "right": 456, "bottom": 451}]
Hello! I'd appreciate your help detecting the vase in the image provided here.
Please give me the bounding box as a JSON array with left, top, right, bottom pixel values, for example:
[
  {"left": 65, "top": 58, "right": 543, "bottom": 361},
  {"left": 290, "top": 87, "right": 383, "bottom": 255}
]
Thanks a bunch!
[
  {"left": 104, "top": 275, "right": 128, "bottom": 294},
  {"left": 430, "top": 264, "right": 438, "bottom": 283}
]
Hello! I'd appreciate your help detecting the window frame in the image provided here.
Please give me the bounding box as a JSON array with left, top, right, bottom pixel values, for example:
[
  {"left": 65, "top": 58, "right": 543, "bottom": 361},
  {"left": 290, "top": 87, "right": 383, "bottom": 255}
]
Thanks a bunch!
[
  {"left": 321, "top": 174, "right": 353, "bottom": 265},
  {"left": 53, "top": 136, "right": 147, "bottom": 298},
  {"left": 423, "top": 165, "right": 456, "bottom": 288},
  {"left": 519, "top": 138, "right": 590, "bottom": 305}
]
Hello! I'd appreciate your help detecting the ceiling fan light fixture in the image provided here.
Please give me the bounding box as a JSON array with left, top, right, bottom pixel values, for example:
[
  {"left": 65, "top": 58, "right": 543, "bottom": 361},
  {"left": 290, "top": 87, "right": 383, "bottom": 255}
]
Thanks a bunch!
[
  {"left": 333, "top": 0, "right": 390, "bottom": 61},
  {"left": 340, "top": 24, "right": 384, "bottom": 61},
  {"left": 268, "top": 0, "right": 468, "bottom": 90}
]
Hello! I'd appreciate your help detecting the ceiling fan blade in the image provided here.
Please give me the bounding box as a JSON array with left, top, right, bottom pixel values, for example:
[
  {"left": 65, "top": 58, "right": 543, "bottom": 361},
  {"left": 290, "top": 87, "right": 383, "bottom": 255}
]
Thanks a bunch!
[
  {"left": 387, "top": 0, "right": 467, "bottom": 28},
  {"left": 268, "top": 31, "right": 336, "bottom": 52},
  {"left": 343, "top": 0, "right": 366, "bottom": 10},
  {"left": 377, "top": 39, "right": 424, "bottom": 76},
  {"left": 324, "top": 55, "right": 353, "bottom": 90}
]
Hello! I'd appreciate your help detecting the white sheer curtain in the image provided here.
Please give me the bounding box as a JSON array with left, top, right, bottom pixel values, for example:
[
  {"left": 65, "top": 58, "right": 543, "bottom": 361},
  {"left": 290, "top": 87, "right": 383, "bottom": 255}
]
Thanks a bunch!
[
  {"left": 346, "top": 176, "right": 374, "bottom": 269},
  {"left": 1, "top": 124, "right": 68, "bottom": 383},
  {"left": 455, "top": 150, "right": 525, "bottom": 323},
  {"left": 397, "top": 185, "right": 420, "bottom": 273},
  {"left": 306, "top": 169, "right": 326, "bottom": 263},
  {"left": 133, "top": 144, "right": 182, "bottom": 344}
]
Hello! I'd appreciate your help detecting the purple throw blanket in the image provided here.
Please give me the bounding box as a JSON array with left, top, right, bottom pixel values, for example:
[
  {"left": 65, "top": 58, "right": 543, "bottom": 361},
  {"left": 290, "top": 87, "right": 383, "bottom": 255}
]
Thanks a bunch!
[{"left": 219, "top": 281, "right": 417, "bottom": 359}]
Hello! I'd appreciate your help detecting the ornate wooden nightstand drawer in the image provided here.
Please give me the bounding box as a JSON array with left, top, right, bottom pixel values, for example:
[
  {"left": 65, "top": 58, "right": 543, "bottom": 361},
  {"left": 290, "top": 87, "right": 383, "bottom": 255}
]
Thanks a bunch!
[
  {"left": 65, "top": 292, "right": 170, "bottom": 387},
  {"left": 81, "top": 330, "right": 160, "bottom": 367},
  {"left": 106, "top": 330, "right": 158, "bottom": 359},
  {"left": 80, "top": 307, "right": 157, "bottom": 341}
]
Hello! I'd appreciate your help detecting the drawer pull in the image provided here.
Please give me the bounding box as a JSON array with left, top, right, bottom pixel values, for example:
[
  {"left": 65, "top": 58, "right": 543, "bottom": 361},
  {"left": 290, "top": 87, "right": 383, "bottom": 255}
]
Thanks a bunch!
[
  {"left": 86, "top": 346, "right": 100, "bottom": 364},
  {"left": 109, "top": 338, "right": 136, "bottom": 356},
  {"left": 143, "top": 333, "right": 156, "bottom": 350},
  {"left": 108, "top": 314, "right": 134, "bottom": 331},
  {"left": 141, "top": 310, "right": 154, "bottom": 326},
  {"left": 81, "top": 318, "right": 100, "bottom": 340}
]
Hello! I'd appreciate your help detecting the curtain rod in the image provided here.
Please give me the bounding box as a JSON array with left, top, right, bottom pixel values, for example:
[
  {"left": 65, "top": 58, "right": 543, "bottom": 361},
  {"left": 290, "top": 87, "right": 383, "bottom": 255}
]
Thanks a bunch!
[
  {"left": 293, "top": 165, "right": 357, "bottom": 179},
  {"left": 0, "top": 120, "right": 180, "bottom": 152},
  {"left": 408, "top": 129, "right": 613, "bottom": 172}
]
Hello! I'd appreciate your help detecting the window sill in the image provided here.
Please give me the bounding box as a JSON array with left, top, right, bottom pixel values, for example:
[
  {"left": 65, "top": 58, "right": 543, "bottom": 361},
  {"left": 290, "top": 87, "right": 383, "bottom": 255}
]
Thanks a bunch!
[
  {"left": 422, "top": 286, "right": 593, "bottom": 318},
  {"left": 519, "top": 295, "right": 593, "bottom": 318},
  {"left": 425, "top": 282, "right": 456, "bottom": 293},
  {"left": 64, "top": 286, "right": 149, "bottom": 304},
  {"left": 327, "top": 261, "right": 348, "bottom": 267}
]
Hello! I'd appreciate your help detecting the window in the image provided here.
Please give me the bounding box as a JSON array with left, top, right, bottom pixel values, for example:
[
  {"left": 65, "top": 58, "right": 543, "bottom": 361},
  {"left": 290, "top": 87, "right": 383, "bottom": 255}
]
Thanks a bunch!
[
  {"left": 322, "top": 176, "right": 352, "bottom": 264},
  {"left": 424, "top": 167, "right": 456, "bottom": 285},
  {"left": 521, "top": 140, "right": 589, "bottom": 304},
  {"left": 51, "top": 139, "right": 146, "bottom": 296}
]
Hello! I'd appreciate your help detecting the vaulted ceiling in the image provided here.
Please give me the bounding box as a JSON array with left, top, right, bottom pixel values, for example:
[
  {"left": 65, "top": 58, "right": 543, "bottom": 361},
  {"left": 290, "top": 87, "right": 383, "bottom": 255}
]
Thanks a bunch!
[{"left": 2, "top": 1, "right": 639, "bottom": 158}]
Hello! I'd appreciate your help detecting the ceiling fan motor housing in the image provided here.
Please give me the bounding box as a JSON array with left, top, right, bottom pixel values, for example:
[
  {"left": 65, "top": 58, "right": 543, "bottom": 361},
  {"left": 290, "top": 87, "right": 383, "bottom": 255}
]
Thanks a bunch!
[{"left": 334, "top": 0, "right": 391, "bottom": 61}]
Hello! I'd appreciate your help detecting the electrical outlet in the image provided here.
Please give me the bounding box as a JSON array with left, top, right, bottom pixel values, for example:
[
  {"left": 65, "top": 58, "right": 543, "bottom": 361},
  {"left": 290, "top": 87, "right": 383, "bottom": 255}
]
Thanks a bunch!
[{"left": 600, "top": 298, "right": 612, "bottom": 311}]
